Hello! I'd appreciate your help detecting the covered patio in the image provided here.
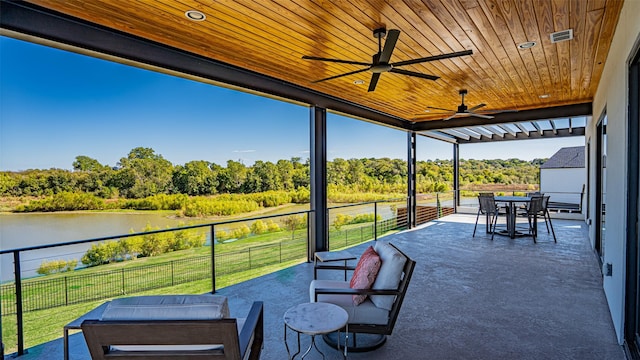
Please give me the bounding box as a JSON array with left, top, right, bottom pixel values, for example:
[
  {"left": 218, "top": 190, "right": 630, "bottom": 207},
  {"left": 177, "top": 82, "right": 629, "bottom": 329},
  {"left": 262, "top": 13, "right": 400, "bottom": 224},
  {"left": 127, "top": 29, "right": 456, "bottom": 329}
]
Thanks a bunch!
[
  {"left": 24, "top": 214, "right": 622, "bottom": 359},
  {"left": 2, "top": 0, "right": 639, "bottom": 357}
]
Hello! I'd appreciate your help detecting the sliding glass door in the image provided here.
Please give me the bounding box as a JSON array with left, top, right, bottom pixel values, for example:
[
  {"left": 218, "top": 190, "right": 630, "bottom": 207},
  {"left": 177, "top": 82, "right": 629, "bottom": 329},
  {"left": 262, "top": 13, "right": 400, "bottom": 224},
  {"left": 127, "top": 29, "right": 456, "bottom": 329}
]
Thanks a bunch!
[
  {"left": 625, "top": 42, "right": 640, "bottom": 358},
  {"left": 596, "top": 114, "right": 607, "bottom": 263}
]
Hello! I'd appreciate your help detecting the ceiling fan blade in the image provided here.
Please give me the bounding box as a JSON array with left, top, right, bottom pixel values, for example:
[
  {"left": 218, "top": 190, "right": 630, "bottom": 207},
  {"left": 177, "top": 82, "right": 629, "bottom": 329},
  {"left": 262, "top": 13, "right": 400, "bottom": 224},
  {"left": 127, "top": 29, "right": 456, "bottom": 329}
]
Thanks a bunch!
[
  {"left": 443, "top": 113, "right": 459, "bottom": 121},
  {"left": 467, "top": 103, "right": 486, "bottom": 112},
  {"left": 368, "top": 73, "right": 381, "bottom": 92},
  {"left": 469, "top": 113, "right": 494, "bottom": 119},
  {"left": 302, "top": 55, "right": 371, "bottom": 66},
  {"left": 425, "top": 105, "right": 456, "bottom": 112},
  {"left": 391, "top": 49, "right": 473, "bottom": 67},
  {"left": 413, "top": 111, "right": 454, "bottom": 119},
  {"left": 312, "top": 67, "right": 370, "bottom": 83},
  {"left": 478, "top": 109, "right": 519, "bottom": 114},
  {"left": 389, "top": 68, "right": 439, "bottom": 80},
  {"left": 378, "top": 29, "right": 400, "bottom": 64}
]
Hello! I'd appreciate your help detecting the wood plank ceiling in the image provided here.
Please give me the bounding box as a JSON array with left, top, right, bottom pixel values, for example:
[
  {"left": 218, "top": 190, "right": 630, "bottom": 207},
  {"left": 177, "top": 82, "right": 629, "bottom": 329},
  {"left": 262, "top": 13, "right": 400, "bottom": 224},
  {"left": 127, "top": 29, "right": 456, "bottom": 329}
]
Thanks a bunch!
[{"left": 21, "top": 0, "right": 623, "bottom": 124}]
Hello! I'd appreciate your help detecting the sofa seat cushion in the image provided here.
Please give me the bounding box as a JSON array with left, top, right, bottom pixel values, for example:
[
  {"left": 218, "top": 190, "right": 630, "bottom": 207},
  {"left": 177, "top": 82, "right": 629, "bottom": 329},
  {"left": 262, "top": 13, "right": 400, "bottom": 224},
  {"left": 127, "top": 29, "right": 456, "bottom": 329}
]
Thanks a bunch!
[
  {"left": 371, "top": 242, "right": 407, "bottom": 311},
  {"left": 310, "top": 280, "right": 390, "bottom": 325},
  {"left": 101, "top": 294, "right": 230, "bottom": 321}
]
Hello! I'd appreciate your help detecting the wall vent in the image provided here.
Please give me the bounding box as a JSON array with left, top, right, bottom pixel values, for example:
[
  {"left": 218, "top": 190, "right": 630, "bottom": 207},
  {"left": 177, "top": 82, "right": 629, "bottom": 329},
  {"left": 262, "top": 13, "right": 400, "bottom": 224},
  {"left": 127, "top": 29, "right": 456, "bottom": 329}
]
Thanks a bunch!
[{"left": 550, "top": 29, "right": 573, "bottom": 43}]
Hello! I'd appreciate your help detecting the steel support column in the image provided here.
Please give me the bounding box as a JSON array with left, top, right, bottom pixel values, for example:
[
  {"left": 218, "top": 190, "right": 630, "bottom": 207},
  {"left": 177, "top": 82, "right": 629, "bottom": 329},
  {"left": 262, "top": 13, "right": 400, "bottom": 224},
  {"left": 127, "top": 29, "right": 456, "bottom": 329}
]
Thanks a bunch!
[
  {"left": 310, "top": 106, "right": 328, "bottom": 260},
  {"left": 408, "top": 131, "right": 417, "bottom": 228},
  {"left": 453, "top": 143, "right": 460, "bottom": 211}
]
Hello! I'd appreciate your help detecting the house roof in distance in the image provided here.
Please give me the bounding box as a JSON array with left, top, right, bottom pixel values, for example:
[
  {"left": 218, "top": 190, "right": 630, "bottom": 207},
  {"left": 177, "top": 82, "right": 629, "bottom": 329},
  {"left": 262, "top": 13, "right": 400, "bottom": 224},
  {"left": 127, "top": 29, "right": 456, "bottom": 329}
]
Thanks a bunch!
[{"left": 540, "top": 146, "right": 585, "bottom": 169}]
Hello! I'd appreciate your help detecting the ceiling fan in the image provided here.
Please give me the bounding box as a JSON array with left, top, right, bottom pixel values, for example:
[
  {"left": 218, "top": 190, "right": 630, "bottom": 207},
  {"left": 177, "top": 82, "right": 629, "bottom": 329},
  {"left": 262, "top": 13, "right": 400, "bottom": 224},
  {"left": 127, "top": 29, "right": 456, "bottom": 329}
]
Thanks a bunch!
[
  {"left": 415, "top": 89, "right": 517, "bottom": 120},
  {"left": 302, "top": 28, "right": 472, "bottom": 92}
]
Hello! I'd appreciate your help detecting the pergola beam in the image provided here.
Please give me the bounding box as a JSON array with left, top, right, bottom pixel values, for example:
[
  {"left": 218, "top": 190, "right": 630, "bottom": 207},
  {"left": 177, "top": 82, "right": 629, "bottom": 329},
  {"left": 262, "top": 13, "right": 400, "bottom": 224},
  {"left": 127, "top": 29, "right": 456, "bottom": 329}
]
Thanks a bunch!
[
  {"left": 458, "top": 127, "right": 585, "bottom": 143},
  {"left": 420, "top": 131, "right": 458, "bottom": 143},
  {"left": 455, "top": 127, "right": 482, "bottom": 139},
  {"left": 440, "top": 129, "right": 471, "bottom": 141},
  {"left": 515, "top": 123, "right": 530, "bottom": 136},
  {"left": 569, "top": 118, "right": 573, "bottom": 134},
  {"left": 471, "top": 126, "right": 495, "bottom": 138},
  {"left": 531, "top": 121, "right": 543, "bottom": 134},
  {"left": 485, "top": 125, "right": 505, "bottom": 138},
  {"left": 497, "top": 124, "right": 518, "bottom": 137},
  {"left": 412, "top": 103, "right": 592, "bottom": 131}
]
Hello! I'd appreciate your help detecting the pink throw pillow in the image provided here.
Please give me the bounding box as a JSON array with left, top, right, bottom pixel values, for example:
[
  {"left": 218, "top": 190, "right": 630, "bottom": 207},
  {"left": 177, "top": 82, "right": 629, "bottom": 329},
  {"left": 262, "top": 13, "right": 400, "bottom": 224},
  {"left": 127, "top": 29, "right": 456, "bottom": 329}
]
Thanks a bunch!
[{"left": 349, "top": 246, "right": 381, "bottom": 305}]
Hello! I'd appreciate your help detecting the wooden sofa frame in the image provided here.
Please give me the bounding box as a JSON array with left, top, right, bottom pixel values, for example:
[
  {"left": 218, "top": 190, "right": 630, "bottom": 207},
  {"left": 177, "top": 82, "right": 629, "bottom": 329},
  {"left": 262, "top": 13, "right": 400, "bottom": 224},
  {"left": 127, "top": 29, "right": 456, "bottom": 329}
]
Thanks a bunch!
[{"left": 81, "top": 301, "right": 263, "bottom": 360}]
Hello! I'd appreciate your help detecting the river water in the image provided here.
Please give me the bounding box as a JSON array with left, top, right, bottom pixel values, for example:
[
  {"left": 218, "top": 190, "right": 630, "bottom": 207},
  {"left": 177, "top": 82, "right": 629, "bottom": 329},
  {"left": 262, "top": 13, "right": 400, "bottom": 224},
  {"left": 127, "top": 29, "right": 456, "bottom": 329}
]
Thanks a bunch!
[{"left": 0, "top": 212, "right": 196, "bottom": 282}]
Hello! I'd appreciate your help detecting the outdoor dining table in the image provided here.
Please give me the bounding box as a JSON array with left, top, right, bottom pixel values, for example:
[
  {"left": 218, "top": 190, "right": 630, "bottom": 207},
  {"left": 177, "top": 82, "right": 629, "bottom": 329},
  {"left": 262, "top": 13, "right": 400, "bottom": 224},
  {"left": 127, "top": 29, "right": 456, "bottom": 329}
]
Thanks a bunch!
[{"left": 493, "top": 196, "right": 532, "bottom": 239}]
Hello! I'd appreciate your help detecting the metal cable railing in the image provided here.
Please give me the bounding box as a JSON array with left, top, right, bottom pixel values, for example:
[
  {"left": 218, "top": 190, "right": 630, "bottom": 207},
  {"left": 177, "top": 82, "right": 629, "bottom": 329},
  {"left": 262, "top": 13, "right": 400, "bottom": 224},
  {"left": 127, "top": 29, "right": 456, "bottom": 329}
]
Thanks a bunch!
[
  {"left": 1, "top": 194, "right": 456, "bottom": 355},
  {"left": 0, "top": 209, "right": 312, "bottom": 356}
]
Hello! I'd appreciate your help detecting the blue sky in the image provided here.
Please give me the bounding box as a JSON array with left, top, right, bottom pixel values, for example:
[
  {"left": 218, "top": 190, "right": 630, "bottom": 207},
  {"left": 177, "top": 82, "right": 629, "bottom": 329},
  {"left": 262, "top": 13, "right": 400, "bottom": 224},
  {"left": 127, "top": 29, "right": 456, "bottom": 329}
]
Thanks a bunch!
[{"left": 0, "top": 36, "right": 583, "bottom": 171}]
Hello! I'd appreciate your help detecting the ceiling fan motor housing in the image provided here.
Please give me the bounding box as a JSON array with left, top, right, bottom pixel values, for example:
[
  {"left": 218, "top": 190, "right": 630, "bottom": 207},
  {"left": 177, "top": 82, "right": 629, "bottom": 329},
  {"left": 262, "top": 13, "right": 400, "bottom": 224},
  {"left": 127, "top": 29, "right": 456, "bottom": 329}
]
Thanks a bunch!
[
  {"left": 371, "top": 64, "right": 393, "bottom": 73},
  {"left": 373, "top": 28, "right": 386, "bottom": 39}
]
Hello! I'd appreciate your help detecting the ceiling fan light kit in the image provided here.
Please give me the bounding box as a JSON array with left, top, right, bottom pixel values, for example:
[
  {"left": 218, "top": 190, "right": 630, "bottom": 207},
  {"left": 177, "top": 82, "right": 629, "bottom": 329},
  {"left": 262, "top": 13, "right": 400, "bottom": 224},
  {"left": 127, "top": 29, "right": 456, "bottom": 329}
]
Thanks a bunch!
[{"left": 303, "top": 28, "right": 472, "bottom": 92}]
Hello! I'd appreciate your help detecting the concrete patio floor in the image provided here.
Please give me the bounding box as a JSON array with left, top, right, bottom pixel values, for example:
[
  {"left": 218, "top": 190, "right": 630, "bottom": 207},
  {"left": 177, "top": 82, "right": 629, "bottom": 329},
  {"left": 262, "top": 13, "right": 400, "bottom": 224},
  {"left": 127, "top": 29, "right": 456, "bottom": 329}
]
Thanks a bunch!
[{"left": 16, "top": 214, "right": 623, "bottom": 359}]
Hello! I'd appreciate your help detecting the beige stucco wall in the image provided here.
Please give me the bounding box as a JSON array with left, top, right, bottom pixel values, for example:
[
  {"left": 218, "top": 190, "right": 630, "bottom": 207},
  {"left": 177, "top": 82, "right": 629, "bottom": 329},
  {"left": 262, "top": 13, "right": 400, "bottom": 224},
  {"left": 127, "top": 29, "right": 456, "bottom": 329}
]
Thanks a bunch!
[{"left": 590, "top": 0, "right": 640, "bottom": 344}]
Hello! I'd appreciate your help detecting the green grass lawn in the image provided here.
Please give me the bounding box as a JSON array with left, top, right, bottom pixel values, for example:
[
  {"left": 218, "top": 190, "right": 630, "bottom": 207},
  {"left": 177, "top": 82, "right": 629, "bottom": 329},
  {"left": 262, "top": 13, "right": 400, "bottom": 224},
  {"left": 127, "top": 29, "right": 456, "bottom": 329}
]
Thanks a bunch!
[
  {"left": 2, "top": 258, "right": 308, "bottom": 354},
  {"left": 1, "top": 216, "right": 403, "bottom": 354}
]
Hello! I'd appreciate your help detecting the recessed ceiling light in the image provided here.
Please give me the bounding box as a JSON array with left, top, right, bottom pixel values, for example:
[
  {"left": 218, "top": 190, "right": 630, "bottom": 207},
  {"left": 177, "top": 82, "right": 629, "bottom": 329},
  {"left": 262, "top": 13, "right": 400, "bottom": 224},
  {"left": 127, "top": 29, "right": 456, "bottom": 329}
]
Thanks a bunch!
[
  {"left": 539, "top": 94, "right": 550, "bottom": 99},
  {"left": 185, "top": 10, "right": 206, "bottom": 21},
  {"left": 518, "top": 41, "right": 537, "bottom": 49},
  {"left": 353, "top": 80, "right": 365, "bottom": 85}
]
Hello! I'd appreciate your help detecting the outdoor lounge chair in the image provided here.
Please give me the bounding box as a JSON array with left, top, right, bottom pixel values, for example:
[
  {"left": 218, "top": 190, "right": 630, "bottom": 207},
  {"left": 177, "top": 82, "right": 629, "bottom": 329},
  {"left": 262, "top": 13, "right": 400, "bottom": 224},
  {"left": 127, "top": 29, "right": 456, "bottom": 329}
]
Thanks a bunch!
[
  {"left": 309, "top": 242, "right": 415, "bottom": 351},
  {"left": 81, "top": 295, "right": 263, "bottom": 360}
]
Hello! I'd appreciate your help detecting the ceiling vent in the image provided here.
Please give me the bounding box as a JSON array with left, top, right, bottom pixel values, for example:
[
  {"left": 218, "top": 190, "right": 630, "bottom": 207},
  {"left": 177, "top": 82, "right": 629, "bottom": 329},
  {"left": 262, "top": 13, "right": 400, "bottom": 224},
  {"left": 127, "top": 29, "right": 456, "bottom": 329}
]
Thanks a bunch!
[{"left": 550, "top": 29, "right": 573, "bottom": 43}]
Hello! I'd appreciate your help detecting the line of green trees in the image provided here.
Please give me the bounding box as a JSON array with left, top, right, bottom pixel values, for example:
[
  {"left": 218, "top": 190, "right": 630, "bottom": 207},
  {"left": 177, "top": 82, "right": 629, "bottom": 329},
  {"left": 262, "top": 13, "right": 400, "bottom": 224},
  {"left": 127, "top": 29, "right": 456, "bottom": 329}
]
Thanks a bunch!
[
  {"left": 80, "top": 223, "right": 207, "bottom": 266},
  {"left": 0, "top": 147, "right": 544, "bottom": 201}
]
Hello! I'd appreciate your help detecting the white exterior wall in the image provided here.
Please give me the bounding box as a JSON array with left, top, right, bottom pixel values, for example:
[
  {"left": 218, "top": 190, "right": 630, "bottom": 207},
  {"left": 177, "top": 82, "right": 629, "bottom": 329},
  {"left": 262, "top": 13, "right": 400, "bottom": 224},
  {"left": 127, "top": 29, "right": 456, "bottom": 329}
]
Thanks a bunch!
[
  {"left": 589, "top": 0, "right": 640, "bottom": 344},
  {"left": 540, "top": 168, "right": 585, "bottom": 206}
]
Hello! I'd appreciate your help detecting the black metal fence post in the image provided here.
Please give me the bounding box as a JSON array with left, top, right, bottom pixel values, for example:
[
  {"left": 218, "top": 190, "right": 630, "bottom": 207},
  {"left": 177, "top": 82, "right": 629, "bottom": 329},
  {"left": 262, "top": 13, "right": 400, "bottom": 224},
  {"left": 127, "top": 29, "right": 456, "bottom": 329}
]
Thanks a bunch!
[
  {"left": 211, "top": 224, "right": 216, "bottom": 293},
  {"left": 306, "top": 210, "right": 312, "bottom": 262},
  {"left": 1, "top": 283, "right": 3, "bottom": 359},
  {"left": 374, "top": 202, "right": 378, "bottom": 240},
  {"left": 171, "top": 261, "right": 175, "bottom": 286},
  {"left": 13, "top": 251, "right": 24, "bottom": 356},
  {"left": 64, "top": 277, "right": 68, "bottom": 306}
]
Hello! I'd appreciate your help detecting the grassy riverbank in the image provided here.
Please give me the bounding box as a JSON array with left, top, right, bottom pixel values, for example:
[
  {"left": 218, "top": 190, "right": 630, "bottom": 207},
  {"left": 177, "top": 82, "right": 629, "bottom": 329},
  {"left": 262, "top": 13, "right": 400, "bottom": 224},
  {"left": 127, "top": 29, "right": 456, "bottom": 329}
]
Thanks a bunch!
[{"left": 1, "top": 214, "right": 401, "bottom": 354}]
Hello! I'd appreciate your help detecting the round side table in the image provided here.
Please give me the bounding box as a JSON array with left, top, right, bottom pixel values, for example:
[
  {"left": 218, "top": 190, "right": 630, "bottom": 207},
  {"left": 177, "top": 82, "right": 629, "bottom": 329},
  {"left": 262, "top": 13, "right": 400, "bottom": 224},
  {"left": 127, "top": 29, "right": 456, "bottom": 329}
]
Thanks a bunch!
[{"left": 284, "top": 302, "right": 349, "bottom": 359}]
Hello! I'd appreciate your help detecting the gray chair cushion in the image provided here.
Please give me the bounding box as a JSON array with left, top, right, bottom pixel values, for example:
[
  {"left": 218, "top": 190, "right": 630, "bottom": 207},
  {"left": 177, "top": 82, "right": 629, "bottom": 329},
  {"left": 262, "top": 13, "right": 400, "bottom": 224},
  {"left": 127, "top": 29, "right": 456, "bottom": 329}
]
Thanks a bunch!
[
  {"left": 310, "top": 279, "right": 390, "bottom": 325},
  {"left": 101, "top": 294, "right": 230, "bottom": 320},
  {"left": 371, "top": 242, "right": 407, "bottom": 310}
]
